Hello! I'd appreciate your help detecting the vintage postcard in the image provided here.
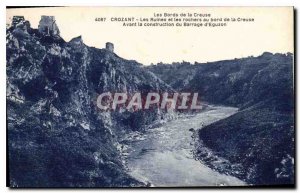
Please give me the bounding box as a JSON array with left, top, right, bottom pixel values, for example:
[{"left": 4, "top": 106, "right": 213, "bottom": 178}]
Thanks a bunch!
[{"left": 6, "top": 6, "right": 294, "bottom": 187}]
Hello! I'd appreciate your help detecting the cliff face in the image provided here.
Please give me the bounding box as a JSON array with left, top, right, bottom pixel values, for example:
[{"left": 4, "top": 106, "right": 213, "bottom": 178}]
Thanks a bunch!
[
  {"left": 7, "top": 16, "right": 171, "bottom": 187},
  {"left": 147, "top": 54, "right": 294, "bottom": 185}
]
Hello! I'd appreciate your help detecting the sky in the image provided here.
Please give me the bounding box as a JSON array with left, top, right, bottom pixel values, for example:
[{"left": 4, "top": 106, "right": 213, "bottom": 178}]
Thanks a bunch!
[{"left": 7, "top": 7, "right": 294, "bottom": 65}]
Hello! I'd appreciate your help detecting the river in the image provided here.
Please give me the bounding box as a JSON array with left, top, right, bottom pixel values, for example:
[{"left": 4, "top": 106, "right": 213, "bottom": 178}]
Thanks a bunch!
[{"left": 124, "top": 106, "right": 246, "bottom": 187}]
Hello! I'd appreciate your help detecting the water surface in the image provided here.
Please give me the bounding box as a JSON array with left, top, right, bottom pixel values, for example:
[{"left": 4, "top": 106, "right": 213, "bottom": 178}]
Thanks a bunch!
[{"left": 126, "top": 106, "right": 246, "bottom": 187}]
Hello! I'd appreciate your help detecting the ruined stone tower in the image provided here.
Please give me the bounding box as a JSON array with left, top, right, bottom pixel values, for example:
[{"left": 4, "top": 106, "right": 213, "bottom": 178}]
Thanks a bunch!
[
  {"left": 105, "top": 42, "right": 114, "bottom": 52},
  {"left": 38, "top": 16, "right": 60, "bottom": 36}
]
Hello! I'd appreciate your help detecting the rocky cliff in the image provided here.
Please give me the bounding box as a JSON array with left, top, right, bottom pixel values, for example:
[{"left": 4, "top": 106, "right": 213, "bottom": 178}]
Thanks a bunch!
[
  {"left": 7, "top": 16, "right": 172, "bottom": 187},
  {"left": 147, "top": 54, "right": 294, "bottom": 185}
]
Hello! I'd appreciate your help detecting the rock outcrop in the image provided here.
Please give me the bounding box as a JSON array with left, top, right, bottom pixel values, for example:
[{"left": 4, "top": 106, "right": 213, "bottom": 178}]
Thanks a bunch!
[
  {"left": 12, "top": 16, "right": 25, "bottom": 26},
  {"left": 7, "top": 16, "right": 172, "bottom": 187}
]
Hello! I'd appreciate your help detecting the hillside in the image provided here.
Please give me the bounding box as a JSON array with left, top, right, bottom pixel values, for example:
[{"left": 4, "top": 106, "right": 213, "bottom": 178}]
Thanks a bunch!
[
  {"left": 6, "top": 16, "right": 172, "bottom": 187},
  {"left": 147, "top": 53, "right": 293, "bottom": 108},
  {"left": 147, "top": 54, "right": 294, "bottom": 185}
]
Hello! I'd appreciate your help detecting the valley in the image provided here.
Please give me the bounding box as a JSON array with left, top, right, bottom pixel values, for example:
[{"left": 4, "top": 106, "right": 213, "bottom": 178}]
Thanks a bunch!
[{"left": 124, "top": 106, "right": 246, "bottom": 186}]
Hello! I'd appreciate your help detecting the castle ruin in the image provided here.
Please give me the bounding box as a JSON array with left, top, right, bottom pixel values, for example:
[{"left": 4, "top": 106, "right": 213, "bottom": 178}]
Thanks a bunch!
[
  {"left": 38, "top": 16, "right": 60, "bottom": 36},
  {"left": 105, "top": 42, "right": 114, "bottom": 52}
]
